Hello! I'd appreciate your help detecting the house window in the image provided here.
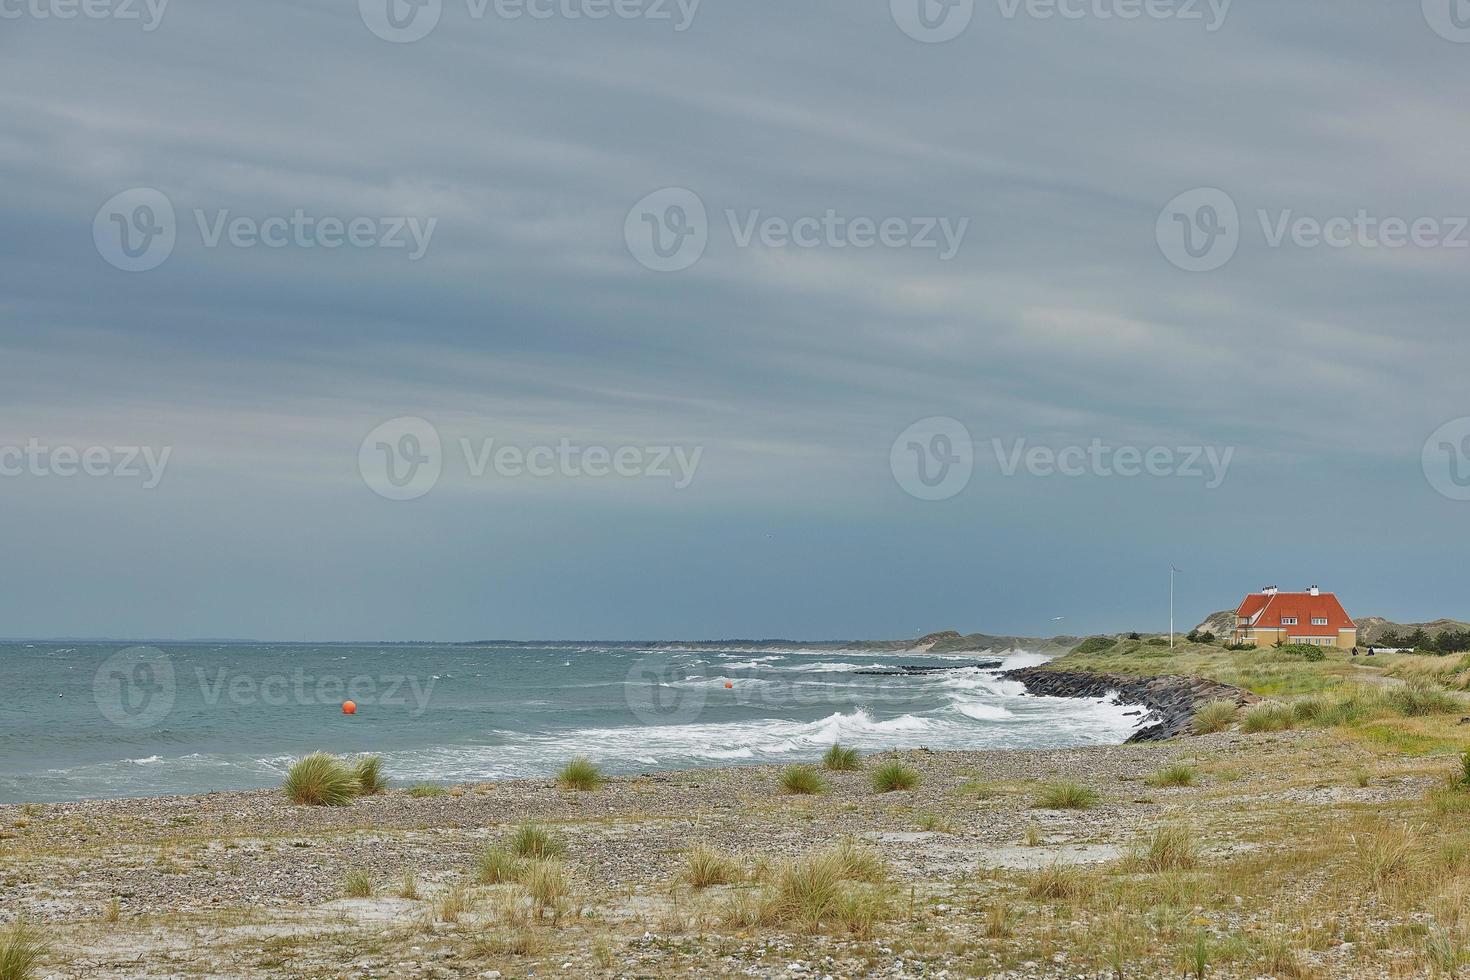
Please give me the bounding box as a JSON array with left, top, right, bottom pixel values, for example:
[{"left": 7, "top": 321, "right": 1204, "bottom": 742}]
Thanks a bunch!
[
  {"left": 1312, "top": 617, "right": 1328, "bottom": 626},
  {"left": 1280, "top": 617, "right": 1298, "bottom": 626}
]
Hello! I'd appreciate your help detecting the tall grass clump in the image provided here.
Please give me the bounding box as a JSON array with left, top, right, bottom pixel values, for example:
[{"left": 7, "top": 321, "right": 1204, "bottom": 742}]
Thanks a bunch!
[
  {"left": 1124, "top": 824, "right": 1199, "bottom": 872},
  {"left": 1240, "top": 702, "right": 1294, "bottom": 733},
  {"left": 1146, "top": 764, "right": 1198, "bottom": 788},
  {"left": 1192, "top": 699, "right": 1238, "bottom": 734},
  {"left": 282, "top": 752, "right": 359, "bottom": 806},
  {"left": 831, "top": 841, "right": 887, "bottom": 883},
  {"left": 343, "top": 870, "right": 374, "bottom": 898},
  {"left": 522, "top": 859, "right": 572, "bottom": 922},
  {"left": 1385, "top": 682, "right": 1462, "bottom": 718},
  {"left": 1352, "top": 823, "right": 1421, "bottom": 888},
  {"left": 477, "top": 847, "right": 524, "bottom": 884},
  {"left": 870, "top": 759, "right": 919, "bottom": 793},
  {"left": 0, "top": 921, "right": 48, "bottom": 980},
  {"left": 1034, "top": 782, "right": 1099, "bottom": 810},
  {"left": 822, "top": 744, "right": 861, "bottom": 771},
  {"left": 722, "top": 848, "right": 892, "bottom": 933},
  {"left": 508, "top": 824, "right": 565, "bottom": 860},
  {"left": 556, "top": 756, "right": 605, "bottom": 791},
  {"left": 685, "top": 844, "right": 742, "bottom": 888},
  {"left": 353, "top": 755, "right": 387, "bottom": 796},
  {"left": 1025, "top": 863, "right": 1096, "bottom": 902},
  {"left": 780, "top": 765, "right": 827, "bottom": 795}
]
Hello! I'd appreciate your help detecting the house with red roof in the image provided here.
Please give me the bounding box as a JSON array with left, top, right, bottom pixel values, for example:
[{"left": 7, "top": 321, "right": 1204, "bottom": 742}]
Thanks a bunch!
[{"left": 1232, "top": 586, "right": 1358, "bottom": 649}]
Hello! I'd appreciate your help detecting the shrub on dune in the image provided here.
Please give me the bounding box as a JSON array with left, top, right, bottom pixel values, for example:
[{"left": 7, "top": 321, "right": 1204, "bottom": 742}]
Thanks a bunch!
[{"left": 282, "top": 752, "right": 359, "bottom": 806}]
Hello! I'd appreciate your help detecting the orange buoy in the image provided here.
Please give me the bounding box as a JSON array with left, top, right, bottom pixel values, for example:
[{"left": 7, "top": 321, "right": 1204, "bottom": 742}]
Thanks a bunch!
[
  {"left": 724, "top": 682, "right": 734, "bottom": 689},
  {"left": 342, "top": 700, "right": 357, "bottom": 715}
]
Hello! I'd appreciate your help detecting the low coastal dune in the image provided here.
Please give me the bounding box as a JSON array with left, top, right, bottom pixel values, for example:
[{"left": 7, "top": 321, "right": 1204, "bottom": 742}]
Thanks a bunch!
[{"left": 4, "top": 638, "right": 1470, "bottom": 978}]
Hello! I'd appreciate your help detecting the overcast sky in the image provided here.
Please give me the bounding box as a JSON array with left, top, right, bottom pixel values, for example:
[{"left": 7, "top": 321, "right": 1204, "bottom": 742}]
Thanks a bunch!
[{"left": 2, "top": 0, "right": 1468, "bottom": 641}]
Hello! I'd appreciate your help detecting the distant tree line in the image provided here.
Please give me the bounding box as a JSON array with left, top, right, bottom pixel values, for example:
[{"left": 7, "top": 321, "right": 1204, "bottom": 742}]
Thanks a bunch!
[{"left": 1377, "top": 628, "right": 1470, "bottom": 654}]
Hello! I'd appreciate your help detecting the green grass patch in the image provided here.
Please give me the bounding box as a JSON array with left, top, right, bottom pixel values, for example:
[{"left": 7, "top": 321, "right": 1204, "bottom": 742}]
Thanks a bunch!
[
  {"left": 0, "top": 920, "right": 48, "bottom": 980},
  {"left": 353, "top": 755, "right": 387, "bottom": 796},
  {"left": 508, "top": 824, "right": 566, "bottom": 859},
  {"left": 1034, "top": 782, "right": 1099, "bottom": 810},
  {"left": 822, "top": 744, "right": 862, "bottom": 771},
  {"left": 780, "top": 765, "right": 827, "bottom": 795},
  {"left": 405, "top": 783, "right": 448, "bottom": 798},
  {"left": 282, "top": 752, "right": 359, "bottom": 807},
  {"left": 870, "top": 760, "right": 919, "bottom": 793},
  {"left": 556, "top": 756, "right": 605, "bottom": 791}
]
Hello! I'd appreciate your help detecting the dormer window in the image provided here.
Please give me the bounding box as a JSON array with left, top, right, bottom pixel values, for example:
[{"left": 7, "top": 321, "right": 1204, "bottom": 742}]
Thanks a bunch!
[
  {"left": 1280, "top": 617, "right": 1298, "bottom": 626},
  {"left": 1312, "top": 617, "right": 1328, "bottom": 626}
]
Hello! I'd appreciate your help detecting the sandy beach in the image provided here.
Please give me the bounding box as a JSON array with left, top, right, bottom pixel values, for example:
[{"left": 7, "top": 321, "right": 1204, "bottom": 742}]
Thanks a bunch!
[{"left": 2, "top": 716, "right": 1455, "bottom": 979}]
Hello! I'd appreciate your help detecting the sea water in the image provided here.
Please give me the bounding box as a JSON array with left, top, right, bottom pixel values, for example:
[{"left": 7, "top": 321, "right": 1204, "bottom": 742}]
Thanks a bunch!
[{"left": 0, "top": 642, "right": 1143, "bottom": 803}]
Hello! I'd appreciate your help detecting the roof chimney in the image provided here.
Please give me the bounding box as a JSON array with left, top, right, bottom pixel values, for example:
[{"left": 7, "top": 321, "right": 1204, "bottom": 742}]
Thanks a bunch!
[
  {"left": 1263, "top": 585, "right": 1278, "bottom": 596},
  {"left": 1309, "top": 585, "right": 1320, "bottom": 596}
]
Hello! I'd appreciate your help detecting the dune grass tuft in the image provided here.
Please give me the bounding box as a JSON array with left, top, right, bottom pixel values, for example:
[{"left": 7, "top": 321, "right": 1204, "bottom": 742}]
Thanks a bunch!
[
  {"left": 1352, "top": 823, "right": 1421, "bottom": 888},
  {"left": 720, "top": 848, "right": 892, "bottom": 934},
  {"left": 556, "top": 756, "right": 605, "bottom": 792},
  {"left": 1025, "top": 863, "right": 1096, "bottom": 902},
  {"left": 406, "top": 783, "right": 448, "bottom": 798},
  {"left": 1146, "top": 763, "right": 1198, "bottom": 788},
  {"left": 780, "top": 765, "right": 827, "bottom": 795},
  {"left": 822, "top": 743, "right": 862, "bottom": 771},
  {"left": 1192, "top": 699, "right": 1238, "bottom": 734},
  {"left": 870, "top": 759, "right": 919, "bottom": 793},
  {"left": 1034, "top": 781, "right": 1099, "bottom": 810},
  {"left": 685, "top": 844, "right": 742, "bottom": 888},
  {"left": 508, "top": 824, "right": 566, "bottom": 860},
  {"left": 831, "top": 841, "right": 888, "bottom": 883},
  {"left": 522, "top": 859, "right": 572, "bottom": 921},
  {"left": 398, "top": 869, "right": 419, "bottom": 899},
  {"left": 353, "top": 755, "right": 387, "bottom": 796},
  {"left": 477, "top": 847, "right": 525, "bottom": 884},
  {"left": 1383, "top": 682, "right": 1461, "bottom": 718},
  {"left": 1240, "top": 702, "right": 1294, "bottom": 733},
  {"left": 1124, "top": 824, "right": 1199, "bottom": 872},
  {"left": 0, "top": 921, "right": 48, "bottom": 980},
  {"left": 435, "top": 884, "right": 472, "bottom": 923},
  {"left": 343, "top": 870, "right": 374, "bottom": 898},
  {"left": 282, "top": 752, "right": 359, "bottom": 806}
]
